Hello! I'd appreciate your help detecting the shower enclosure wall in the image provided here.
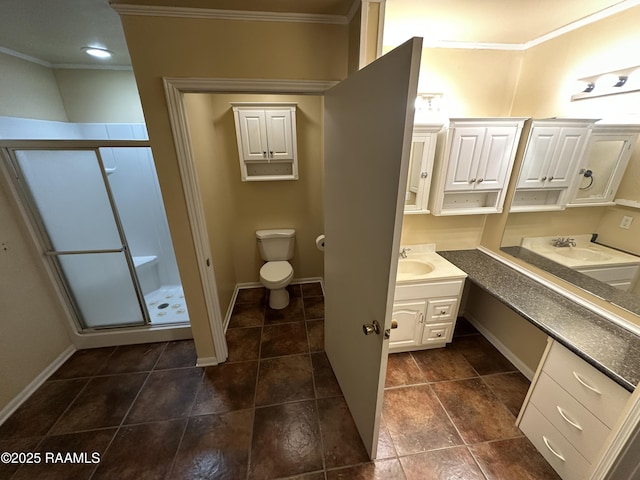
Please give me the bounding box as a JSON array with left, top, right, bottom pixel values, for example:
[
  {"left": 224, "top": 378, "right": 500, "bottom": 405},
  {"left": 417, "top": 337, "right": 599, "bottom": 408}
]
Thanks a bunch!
[{"left": 0, "top": 117, "right": 190, "bottom": 341}]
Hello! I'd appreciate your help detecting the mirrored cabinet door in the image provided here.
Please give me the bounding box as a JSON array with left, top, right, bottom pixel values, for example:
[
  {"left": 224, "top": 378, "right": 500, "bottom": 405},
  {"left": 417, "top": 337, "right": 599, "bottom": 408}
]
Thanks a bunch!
[
  {"left": 567, "top": 124, "right": 640, "bottom": 207},
  {"left": 404, "top": 123, "right": 442, "bottom": 214}
]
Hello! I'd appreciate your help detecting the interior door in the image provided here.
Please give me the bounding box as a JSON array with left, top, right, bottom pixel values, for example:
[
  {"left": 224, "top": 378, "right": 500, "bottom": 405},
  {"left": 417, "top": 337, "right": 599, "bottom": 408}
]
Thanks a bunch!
[{"left": 323, "top": 37, "right": 421, "bottom": 458}]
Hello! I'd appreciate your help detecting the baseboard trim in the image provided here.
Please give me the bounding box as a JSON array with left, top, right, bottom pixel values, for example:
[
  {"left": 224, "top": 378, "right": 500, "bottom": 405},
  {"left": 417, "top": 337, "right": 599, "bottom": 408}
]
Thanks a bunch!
[
  {"left": 196, "top": 356, "right": 221, "bottom": 367},
  {"left": 463, "top": 314, "right": 535, "bottom": 381},
  {"left": 0, "top": 345, "right": 76, "bottom": 426}
]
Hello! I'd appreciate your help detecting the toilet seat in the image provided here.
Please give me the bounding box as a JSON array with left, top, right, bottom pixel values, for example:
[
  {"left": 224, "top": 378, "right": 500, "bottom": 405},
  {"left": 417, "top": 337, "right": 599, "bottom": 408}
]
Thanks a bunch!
[{"left": 260, "top": 261, "right": 293, "bottom": 288}]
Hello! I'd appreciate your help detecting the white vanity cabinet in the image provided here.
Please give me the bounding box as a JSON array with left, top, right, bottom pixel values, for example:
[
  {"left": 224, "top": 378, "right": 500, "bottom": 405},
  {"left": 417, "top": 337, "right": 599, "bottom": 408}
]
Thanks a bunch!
[
  {"left": 511, "top": 119, "right": 595, "bottom": 212},
  {"left": 390, "top": 279, "right": 465, "bottom": 353},
  {"left": 517, "top": 339, "right": 630, "bottom": 480},
  {"left": 232, "top": 103, "right": 298, "bottom": 181},
  {"left": 567, "top": 123, "right": 640, "bottom": 207},
  {"left": 429, "top": 118, "right": 526, "bottom": 215},
  {"left": 404, "top": 123, "right": 442, "bottom": 214}
]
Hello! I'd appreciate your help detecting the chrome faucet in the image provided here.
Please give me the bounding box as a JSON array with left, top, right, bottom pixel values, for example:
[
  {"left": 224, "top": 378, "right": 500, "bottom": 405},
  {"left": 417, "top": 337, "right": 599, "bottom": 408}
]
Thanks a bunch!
[
  {"left": 400, "top": 247, "right": 411, "bottom": 258},
  {"left": 552, "top": 237, "right": 576, "bottom": 247}
]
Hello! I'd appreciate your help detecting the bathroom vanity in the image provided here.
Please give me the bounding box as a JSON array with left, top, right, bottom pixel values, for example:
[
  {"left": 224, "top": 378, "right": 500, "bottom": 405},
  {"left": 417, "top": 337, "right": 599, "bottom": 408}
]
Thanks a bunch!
[
  {"left": 520, "top": 235, "right": 640, "bottom": 291},
  {"left": 390, "top": 244, "right": 467, "bottom": 352}
]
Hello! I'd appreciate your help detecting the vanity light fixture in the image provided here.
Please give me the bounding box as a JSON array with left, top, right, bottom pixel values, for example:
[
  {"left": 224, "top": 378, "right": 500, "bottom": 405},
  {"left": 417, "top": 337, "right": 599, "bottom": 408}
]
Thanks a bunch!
[
  {"left": 82, "top": 46, "right": 112, "bottom": 59},
  {"left": 415, "top": 93, "right": 443, "bottom": 113},
  {"left": 571, "top": 65, "right": 640, "bottom": 101}
]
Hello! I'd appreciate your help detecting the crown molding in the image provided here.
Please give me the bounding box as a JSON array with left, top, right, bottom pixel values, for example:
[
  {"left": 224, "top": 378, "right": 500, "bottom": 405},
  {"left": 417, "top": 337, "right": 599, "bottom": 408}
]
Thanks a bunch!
[
  {"left": 111, "top": 3, "right": 348, "bottom": 24},
  {"left": 420, "top": 40, "right": 526, "bottom": 51},
  {"left": 0, "top": 46, "right": 51, "bottom": 67}
]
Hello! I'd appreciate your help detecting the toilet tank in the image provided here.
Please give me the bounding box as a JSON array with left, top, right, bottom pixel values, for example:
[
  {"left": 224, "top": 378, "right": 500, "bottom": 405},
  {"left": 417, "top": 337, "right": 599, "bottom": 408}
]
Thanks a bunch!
[{"left": 256, "top": 229, "right": 295, "bottom": 261}]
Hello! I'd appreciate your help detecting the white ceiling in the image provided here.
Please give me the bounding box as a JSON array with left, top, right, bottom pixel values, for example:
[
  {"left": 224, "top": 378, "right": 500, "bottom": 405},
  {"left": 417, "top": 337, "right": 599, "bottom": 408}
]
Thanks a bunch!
[{"left": 0, "top": 0, "right": 633, "bottom": 68}]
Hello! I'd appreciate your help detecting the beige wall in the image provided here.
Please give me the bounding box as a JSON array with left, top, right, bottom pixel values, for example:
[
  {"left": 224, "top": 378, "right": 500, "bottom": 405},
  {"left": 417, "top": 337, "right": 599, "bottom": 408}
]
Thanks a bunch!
[
  {"left": 0, "top": 173, "right": 72, "bottom": 412},
  {"left": 0, "top": 52, "right": 68, "bottom": 121},
  {"left": 482, "top": 6, "right": 640, "bottom": 330},
  {"left": 54, "top": 69, "right": 144, "bottom": 123},
  {"left": 185, "top": 93, "right": 324, "bottom": 318},
  {"left": 463, "top": 284, "right": 549, "bottom": 374},
  {"left": 118, "top": 12, "right": 348, "bottom": 360}
]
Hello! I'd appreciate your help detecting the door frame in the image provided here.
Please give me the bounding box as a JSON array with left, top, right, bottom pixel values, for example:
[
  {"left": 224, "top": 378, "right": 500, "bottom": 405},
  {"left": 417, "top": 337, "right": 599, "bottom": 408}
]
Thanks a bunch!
[{"left": 162, "top": 77, "right": 337, "bottom": 364}]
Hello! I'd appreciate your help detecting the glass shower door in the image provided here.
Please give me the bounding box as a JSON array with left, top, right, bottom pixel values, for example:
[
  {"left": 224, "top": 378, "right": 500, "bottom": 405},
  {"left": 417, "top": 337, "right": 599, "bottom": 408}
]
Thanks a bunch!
[{"left": 12, "top": 149, "right": 146, "bottom": 329}]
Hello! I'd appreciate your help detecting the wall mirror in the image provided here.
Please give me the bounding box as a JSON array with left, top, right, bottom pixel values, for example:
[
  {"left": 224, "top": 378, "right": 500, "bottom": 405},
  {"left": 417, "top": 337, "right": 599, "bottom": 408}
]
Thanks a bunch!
[{"left": 500, "top": 120, "right": 640, "bottom": 317}]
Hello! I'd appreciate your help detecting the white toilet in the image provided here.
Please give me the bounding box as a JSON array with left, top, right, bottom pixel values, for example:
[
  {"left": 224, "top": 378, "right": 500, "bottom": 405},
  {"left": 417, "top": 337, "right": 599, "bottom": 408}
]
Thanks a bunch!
[{"left": 256, "top": 228, "right": 296, "bottom": 309}]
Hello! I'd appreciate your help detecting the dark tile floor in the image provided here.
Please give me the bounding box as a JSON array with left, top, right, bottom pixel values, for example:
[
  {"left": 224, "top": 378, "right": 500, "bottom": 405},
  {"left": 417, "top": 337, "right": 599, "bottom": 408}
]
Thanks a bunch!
[{"left": 0, "top": 282, "right": 560, "bottom": 479}]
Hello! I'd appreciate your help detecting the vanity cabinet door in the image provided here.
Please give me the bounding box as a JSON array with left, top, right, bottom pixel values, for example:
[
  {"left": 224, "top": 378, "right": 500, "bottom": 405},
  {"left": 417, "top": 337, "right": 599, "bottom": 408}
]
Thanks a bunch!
[
  {"left": 474, "top": 126, "right": 520, "bottom": 191},
  {"left": 517, "top": 126, "right": 559, "bottom": 189},
  {"left": 546, "top": 127, "right": 589, "bottom": 188},
  {"left": 443, "top": 126, "right": 486, "bottom": 192},
  {"left": 389, "top": 300, "right": 426, "bottom": 351},
  {"left": 404, "top": 124, "right": 441, "bottom": 214}
]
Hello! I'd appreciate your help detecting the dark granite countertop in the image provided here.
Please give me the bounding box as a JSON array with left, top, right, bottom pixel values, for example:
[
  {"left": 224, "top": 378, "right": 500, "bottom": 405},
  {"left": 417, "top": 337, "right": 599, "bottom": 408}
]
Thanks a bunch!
[{"left": 439, "top": 249, "right": 640, "bottom": 392}]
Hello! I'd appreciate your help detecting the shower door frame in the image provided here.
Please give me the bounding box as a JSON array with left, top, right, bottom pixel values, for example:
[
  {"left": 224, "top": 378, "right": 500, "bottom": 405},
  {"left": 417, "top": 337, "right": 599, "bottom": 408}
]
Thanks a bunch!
[{"left": 0, "top": 139, "right": 154, "bottom": 332}]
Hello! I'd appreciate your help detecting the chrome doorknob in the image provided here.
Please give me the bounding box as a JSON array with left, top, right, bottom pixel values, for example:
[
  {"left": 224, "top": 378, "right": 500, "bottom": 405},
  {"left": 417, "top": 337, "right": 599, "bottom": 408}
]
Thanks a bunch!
[{"left": 362, "top": 320, "right": 381, "bottom": 335}]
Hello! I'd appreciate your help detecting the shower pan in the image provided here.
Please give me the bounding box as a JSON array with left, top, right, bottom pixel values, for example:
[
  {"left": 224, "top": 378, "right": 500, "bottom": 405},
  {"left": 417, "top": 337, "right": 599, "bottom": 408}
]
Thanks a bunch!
[{"left": 0, "top": 140, "right": 189, "bottom": 332}]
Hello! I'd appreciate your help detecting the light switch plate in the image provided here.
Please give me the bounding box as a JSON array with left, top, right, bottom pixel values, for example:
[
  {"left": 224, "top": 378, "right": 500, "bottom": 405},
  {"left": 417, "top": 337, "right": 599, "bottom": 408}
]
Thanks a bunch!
[{"left": 620, "top": 215, "right": 634, "bottom": 229}]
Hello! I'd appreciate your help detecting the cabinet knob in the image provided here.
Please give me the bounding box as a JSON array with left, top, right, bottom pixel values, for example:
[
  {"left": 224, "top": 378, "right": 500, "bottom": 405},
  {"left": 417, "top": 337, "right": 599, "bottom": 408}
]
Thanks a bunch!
[
  {"left": 269, "top": 151, "right": 274, "bottom": 158},
  {"left": 436, "top": 332, "right": 442, "bottom": 337},
  {"left": 439, "top": 310, "right": 446, "bottom": 315},
  {"left": 421, "top": 172, "right": 429, "bottom": 178},
  {"left": 469, "top": 178, "right": 476, "bottom": 183},
  {"left": 477, "top": 178, "right": 483, "bottom": 183},
  {"left": 541, "top": 176, "right": 547, "bottom": 181},
  {"left": 549, "top": 176, "right": 554, "bottom": 181},
  {"left": 263, "top": 151, "right": 267, "bottom": 158}
]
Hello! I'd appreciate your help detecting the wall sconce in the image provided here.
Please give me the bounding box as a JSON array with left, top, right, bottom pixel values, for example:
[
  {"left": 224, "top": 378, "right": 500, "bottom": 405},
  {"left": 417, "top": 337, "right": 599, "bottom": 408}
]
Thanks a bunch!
[
  {"left": 415, "top": 93, "right": 444, "bottom": 113},
  {"left": 571, "top": 65, "right": 640, "bottom": 101}
]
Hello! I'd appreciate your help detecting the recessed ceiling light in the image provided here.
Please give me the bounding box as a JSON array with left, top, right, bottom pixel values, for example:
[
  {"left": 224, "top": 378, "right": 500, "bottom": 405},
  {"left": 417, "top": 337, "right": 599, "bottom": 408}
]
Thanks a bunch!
[{"left": 82, "top": 47, "right": 112, "bottom": 59}]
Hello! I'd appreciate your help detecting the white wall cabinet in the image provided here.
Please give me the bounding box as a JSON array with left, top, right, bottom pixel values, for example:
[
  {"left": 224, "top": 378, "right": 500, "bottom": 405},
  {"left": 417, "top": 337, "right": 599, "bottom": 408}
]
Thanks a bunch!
[
  {"left": 511, "top": 119, "right": 595, "bottom": 212},
  {"left": 517, "top": 339, "right": 630, "bottom": 480},
  {"left": 390, "top": 279, "right": 465, "bottom": 353},
  {"left": 567, "top": 123, "right": 640, "bottom": 207},
  {"left": 429, "top": 118, "right": 526, "bottom": 215},
  {"left": 232, "top": 103, "right": 298, "bottom": 181},
  {"left": 404, "top": 123, "right": 442, "bottom": 214}
]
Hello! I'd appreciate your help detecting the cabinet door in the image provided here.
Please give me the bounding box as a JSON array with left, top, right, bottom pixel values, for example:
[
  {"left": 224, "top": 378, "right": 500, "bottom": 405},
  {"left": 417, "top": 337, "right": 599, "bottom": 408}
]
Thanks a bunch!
[
  {"left": 405, "top": 132, "right": 436, "bottom": 212},
  {"left": 265, "top": 109, "right": 295, "bottom": 161},
  {"left": 237, "top": 110, "right": 269, "bottom": 161},
  {"left": 444, "top": 127, "right": 485, "bottom": 191},
  {"left": 517, "top": 127, "right": 559, "bottom": 189},
  {"left": 546, "top": 127, "right": 588, "bottom": 188},
  {"left": 474, "top": 126, "right": 518, "bottom": 190},
  {"left": 389, "top": 300, "right": 425, "bottom": 350}
]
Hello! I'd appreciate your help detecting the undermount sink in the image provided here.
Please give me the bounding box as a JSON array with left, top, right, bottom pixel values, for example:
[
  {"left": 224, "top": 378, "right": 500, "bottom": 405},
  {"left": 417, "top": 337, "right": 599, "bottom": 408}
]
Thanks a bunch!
[
  {"left": 397, "top": 259, "right": 434, "bottom": 276},
  {"left": 554, "top": 247, "right": 611, "bottom": 262}
]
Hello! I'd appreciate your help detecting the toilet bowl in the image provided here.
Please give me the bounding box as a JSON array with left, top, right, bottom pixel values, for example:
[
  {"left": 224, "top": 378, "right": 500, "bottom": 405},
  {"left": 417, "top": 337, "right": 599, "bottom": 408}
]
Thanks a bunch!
[
  {"left": 256, "top": 229, "right": 295, "bottom": 309},
  {"left": 259, "top": 261, "right": 294, "bottom": 309}
]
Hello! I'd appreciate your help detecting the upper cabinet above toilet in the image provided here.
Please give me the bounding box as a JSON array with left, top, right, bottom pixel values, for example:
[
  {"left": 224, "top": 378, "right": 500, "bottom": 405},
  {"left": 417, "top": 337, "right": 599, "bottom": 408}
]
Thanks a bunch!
[{"left": 232, "top": 103, "right": 299, "bottom": 181}]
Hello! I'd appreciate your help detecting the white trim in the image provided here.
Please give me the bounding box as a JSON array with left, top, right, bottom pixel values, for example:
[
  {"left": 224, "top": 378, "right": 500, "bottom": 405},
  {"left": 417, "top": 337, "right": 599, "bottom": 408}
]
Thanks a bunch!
[
  {"left": 163, "top": 77, "right": 337, "bottom": 94},
  {"left": 463, "top": 312, "right": 536, "bottom": 380},
  {"left": 0, "top": 46, "right": 51, "bottom": 67},
  {"left": 196, "top": 356, "right": 220, "bottom": 367},
  {"left": 111, "top": 3, "right": 348, "bottom": 25},
  {"left": 51, "top": 63, "right": 133, "bottom": 71},
  {"left": 421, "top": 40, "right": 526, "bottom": 51},
  {"left": 0, "top": 345, "right": 76, "bottom": 426},
  {"left": 478, "top": 246, "right": 640, "bottom": 337},
  {"left": 525, "top": 0, "right": 640, "bottom": 49},
  {"left": 224, "top": 286, "right": 241, "bottom": 332}
]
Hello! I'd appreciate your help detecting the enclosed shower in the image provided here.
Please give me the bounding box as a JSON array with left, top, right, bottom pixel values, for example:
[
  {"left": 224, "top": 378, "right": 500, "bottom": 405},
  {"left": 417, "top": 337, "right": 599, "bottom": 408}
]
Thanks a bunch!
[{"left": 0, "top": 117, "right": 189, "bottom": 332}]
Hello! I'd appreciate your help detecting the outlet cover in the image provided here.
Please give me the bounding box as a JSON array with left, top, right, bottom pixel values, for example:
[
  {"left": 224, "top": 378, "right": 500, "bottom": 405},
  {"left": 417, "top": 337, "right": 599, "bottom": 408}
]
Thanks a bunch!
[{"left": 620, "top": 215, "right": 634, "bottom": 229}]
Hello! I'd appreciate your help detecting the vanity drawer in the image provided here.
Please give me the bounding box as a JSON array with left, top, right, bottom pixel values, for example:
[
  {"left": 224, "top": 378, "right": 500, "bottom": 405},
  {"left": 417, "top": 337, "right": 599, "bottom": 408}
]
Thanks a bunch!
[
  {"left": 543, "top": 342, "right": 630, "bottom": 429},
  {"left": 425, "top": 298, "right": 458, "bottom": 323},
  {"left": 394, "top": 280, "right": 463, "bottom": 301},
  {"left": 520, "top": 404, "right": 590, "bottom": 480},
  {"left": 530, "top": 373, "right": 610, "bottom": 459},
  {"left": 421, "top": 322, "right": 453, "bottom": 344},
  {"left": 577, "top": 265, "right": 639, "bottom": 283}
]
